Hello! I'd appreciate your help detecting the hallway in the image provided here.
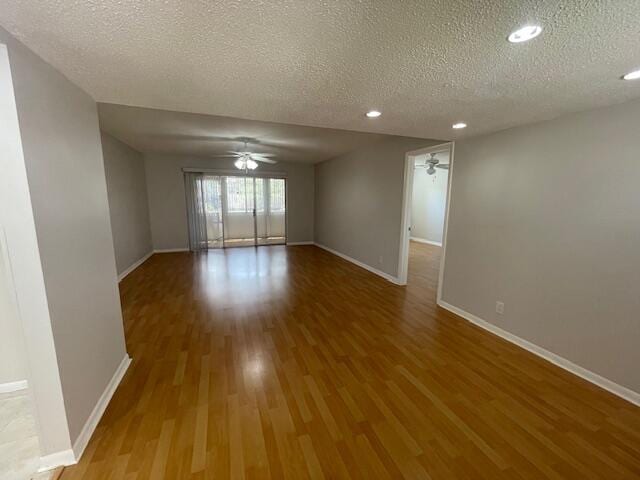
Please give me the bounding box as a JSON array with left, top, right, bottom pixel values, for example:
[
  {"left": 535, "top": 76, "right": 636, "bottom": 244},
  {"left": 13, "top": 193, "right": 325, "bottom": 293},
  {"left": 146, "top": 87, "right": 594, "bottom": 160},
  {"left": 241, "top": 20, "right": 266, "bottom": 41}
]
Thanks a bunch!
[{"left": 61, "top": 244, "right": 640, "bottom": 479}]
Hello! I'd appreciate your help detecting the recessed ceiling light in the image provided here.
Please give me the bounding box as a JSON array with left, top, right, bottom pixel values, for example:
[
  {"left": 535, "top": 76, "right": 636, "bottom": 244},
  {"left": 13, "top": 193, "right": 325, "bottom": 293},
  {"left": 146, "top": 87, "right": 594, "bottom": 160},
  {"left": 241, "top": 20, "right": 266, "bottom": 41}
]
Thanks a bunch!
[
  {"left": 508, "top": 25, "right": 542, "bottom": 43},
  {"left": 452, "top": 122, "right": 467, "bottom": 129},
  {"left": 623, "top": 69, "right": 640, "bottom": 80},
  {"left": 366, "top": 110, "right": 382, "bottom": 118}
]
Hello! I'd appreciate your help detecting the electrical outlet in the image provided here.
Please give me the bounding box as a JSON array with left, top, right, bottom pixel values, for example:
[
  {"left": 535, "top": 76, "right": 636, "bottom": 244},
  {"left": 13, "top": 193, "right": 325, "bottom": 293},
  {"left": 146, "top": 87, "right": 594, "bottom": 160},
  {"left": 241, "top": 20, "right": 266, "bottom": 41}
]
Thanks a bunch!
[{"left": 496, "top": 301, "right": 505, "bottom": 315}]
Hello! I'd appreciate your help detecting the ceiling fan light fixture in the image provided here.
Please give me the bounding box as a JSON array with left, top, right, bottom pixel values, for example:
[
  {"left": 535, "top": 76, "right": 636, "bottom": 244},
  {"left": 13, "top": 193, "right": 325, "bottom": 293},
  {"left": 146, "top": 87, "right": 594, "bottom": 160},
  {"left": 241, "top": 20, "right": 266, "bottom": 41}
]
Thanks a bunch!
[
  {"left": 246, "top": 159, "right": 258, "bottom": 170},
  {"left": 623, "top": 69, "right": 640, "bottom": 80},
  {"left": 234, "top": 159, "right": 245, "bottom": 170},
  {"left": 508, "top": 25, "right": 542, "bottom": 43}
]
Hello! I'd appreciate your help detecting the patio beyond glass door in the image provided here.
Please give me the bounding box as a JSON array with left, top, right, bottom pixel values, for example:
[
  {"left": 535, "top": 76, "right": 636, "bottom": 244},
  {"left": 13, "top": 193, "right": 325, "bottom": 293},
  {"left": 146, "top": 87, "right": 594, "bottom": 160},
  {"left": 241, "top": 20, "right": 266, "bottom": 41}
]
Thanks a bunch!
[{"left": 189, "top": 174, "right": 286, "bottom": 249}]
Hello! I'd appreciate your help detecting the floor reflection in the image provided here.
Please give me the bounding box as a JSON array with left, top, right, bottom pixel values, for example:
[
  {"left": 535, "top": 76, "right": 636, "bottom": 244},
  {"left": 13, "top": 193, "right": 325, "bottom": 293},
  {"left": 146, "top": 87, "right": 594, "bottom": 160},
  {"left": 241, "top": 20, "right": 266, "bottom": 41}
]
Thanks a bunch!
[{"left": 196, "top": 246, "right": 289, "bottom": 306}]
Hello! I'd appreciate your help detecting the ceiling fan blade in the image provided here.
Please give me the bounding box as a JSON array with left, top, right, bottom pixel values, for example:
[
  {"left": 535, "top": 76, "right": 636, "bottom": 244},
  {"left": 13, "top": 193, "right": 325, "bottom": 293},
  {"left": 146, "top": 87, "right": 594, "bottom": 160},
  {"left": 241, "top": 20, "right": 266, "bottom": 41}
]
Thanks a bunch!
[
  {"left": 227, "top": 151, "right": 246, "bottom": 155},
  {"left": 252, "top": 157, "right": 278, "bottom": 164},
  {"left": 435, "top": 164, "right": 449, "bottom": 169},
  {"left": 212, "top": 154, "right": 241, "bottom": 158},
  {"left": 251, "top": 153, "right": 276, "bottom": 158}
]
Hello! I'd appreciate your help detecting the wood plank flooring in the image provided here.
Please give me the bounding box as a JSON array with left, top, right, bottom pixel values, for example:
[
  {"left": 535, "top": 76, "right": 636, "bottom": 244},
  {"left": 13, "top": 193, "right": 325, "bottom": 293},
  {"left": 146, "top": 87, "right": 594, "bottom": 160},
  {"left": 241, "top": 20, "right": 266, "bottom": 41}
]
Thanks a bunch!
[{"left": 61, "top": 243, "right": 640, "bottom": 479}]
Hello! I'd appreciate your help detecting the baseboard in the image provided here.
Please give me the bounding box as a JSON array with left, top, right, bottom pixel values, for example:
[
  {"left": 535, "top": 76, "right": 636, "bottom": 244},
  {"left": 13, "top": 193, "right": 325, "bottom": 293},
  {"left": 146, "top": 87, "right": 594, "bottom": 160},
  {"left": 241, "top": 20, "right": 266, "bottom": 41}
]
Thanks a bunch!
[
  {"left": 153, "top": 248, "right": 189, "bottom": 253},
  {"left": 0, "top": 379, "right": 28, "bottom": 393},
  {"left": 286, "top": 241, "right": 314, "bottom": 246},
  {"left": 38, "top": 449, "right": 76, "bottom": 472},
  {"left": 437, "top": 300, "right": 640, "bottom": 407},
  {"left": 117, "top": 251, "right": 153, "bottom": 282},
  {"left": 313, "top": 243, "right": 402, "bottom": 285},
  {"left": 410, "top": 237, "right": 442, "bottom": 247},
  {"left": 72, "top": 354, "right": 132, "bottom": 461}
]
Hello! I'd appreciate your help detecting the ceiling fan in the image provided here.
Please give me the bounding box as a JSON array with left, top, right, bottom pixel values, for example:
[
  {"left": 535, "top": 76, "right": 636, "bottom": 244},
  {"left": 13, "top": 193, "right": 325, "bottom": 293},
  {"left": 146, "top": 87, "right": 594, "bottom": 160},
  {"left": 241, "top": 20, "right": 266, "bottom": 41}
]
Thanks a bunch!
[
  {"left": 416, "top": 153, "right": 449, "bottom": 175},
  {"left": 213, "top": 140, "right": 277, "bottom": 171}
]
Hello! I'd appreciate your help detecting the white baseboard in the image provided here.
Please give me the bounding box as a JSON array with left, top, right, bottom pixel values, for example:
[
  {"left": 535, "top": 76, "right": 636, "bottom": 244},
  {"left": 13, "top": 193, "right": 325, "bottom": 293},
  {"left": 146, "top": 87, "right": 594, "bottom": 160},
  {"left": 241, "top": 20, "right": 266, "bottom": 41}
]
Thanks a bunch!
[
  {"left": 117, "top": 251, "right": 153, "bottom": 282},
  {"left": 38, "top": 449, "right": 76, "bottom": 472},
  {"left": 438, "top": 300, "right": 640, "bottom": 407},
  {"left": 72, "top": 354, "right": 132, "bottom": 461},
  {"left": 153, "top": 248, "right": 189, "bottom": 253},
  {"left": 410, "top": 237, "right": 442, "bottom": 247},
  {"left": 313, "top": 243, "right": 402, "bottom": 285},
  {"left": 0, "top": 379, "right": 28, "bottom": 393},
  {"left": 287, "top": 241, "right": 314, "bottom": 246}
]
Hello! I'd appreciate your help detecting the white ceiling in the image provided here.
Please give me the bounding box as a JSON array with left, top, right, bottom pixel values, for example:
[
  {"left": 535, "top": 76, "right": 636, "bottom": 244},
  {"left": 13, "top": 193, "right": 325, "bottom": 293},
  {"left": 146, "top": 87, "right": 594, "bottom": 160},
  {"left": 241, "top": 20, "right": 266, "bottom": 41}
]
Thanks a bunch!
[
  {"left": 2, "top": 1, "right": 640, "bottom": 140},
  {"left": 98, "top": 103, "right": 397, "bottom": 164}
]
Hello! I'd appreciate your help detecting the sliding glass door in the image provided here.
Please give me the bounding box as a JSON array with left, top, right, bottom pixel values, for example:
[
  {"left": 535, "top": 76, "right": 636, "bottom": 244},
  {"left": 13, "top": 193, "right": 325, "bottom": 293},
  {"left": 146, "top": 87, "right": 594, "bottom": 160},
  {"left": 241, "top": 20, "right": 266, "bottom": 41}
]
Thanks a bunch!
[
  {"left": 203, "top": 176, "right": 224, "bottom": 248},
  {"left": 185, "top": 173, "right": 286, "bottom": 250},
  {"left": 223, "top": 176, "right": 257, "bottom": 247},
  {"left": 256, "top": 178, "right": 286, "bottom": 246}
]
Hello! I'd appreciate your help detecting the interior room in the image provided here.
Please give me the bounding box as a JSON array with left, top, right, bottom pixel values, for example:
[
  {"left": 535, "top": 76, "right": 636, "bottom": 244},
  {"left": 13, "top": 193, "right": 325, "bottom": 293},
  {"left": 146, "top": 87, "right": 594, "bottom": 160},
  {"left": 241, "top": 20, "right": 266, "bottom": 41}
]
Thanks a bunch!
[
  {"left": 1, "top": 2, "right": 639, "bottom": 479},
  {"left": 406, "top": 147, "right": 451, "bottom": 296},
  {"left": 411, "top": 151, "right": 450, "bottom": 248}
]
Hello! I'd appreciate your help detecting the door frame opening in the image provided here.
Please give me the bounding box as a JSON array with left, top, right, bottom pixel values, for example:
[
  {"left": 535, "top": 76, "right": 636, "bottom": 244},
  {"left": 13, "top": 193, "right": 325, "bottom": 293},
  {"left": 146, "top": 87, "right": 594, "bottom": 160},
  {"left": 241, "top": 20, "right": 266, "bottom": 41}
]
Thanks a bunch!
[{"left": 397, "top": 142, "right": 455, "bottom": 302}]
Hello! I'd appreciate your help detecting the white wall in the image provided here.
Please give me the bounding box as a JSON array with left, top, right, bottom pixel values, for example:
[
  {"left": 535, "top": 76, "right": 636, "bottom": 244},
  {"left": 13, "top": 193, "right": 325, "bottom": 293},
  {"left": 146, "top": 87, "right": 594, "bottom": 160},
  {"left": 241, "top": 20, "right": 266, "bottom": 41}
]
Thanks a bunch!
[
  {"left": 0, "top": 228, "right": 28, "bottom": 386},
  {"left": 1, "top": 27, "right": 128, "bottom": 454},
  {"left": 101, "top": 132, "right": 153, "bottom": 275},
  {"left": 144, "top": 153, "right": 314, "bottom": 249},
  {"left": 442, "top": 98, "right": 640, "bottom": 395},
  {"left": 315, "top": 136, "right": 439, "bottom": 278},
  {"left": 411, "top": 153, "right": 449, "bottom": 245}
]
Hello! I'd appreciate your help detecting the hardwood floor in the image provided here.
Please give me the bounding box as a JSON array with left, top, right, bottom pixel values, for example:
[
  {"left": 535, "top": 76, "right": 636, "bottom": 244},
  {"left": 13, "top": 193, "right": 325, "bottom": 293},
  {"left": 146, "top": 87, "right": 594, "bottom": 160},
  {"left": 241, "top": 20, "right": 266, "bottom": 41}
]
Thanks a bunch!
[{"left": 61, "top": 243, "right": 640, "bottom": 479}]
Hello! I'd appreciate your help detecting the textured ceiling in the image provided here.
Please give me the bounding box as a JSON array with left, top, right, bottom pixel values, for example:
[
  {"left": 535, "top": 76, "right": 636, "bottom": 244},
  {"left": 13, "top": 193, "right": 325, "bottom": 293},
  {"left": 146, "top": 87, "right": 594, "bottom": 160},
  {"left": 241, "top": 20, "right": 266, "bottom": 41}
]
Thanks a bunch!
[
  {"left": 98, "top": 103, "right": 397, "bottom": 164},
  {"left": 2, "top": 1, "right": 640, "bottom": 140}
]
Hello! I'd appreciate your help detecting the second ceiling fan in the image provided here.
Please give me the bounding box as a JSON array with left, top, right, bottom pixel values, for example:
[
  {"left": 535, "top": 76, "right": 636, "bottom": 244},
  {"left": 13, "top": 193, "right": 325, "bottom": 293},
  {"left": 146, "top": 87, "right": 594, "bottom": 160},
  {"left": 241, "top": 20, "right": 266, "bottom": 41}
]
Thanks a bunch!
[{"left": 416, "top": 153, "right": 449, "bottom": 175}]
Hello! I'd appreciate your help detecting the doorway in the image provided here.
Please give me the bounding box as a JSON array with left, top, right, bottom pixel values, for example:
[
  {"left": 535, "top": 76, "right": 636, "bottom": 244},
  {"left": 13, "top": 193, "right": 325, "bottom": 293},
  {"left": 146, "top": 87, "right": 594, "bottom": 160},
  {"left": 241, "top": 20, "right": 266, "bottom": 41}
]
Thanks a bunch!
[
  {"left": 410, "top": 150, "right": 450, "bottom": 247},
  {"left": 185, "top": 173, "right": 286, "bottom": 250},
  {"left": 397, "top": 142, "right": 454, "bottom": 300}
]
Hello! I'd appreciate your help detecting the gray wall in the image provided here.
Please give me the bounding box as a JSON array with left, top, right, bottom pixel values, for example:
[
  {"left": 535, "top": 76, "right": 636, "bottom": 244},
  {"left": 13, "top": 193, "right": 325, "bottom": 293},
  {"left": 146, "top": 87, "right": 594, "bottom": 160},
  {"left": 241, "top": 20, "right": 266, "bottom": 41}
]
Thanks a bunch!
[
  {"left": 443, "top": 99, "right": 640, "bottom": 394},
  {"left": 145, "top": 153, "right": 315, "bottom": 249},
  {"left": 101, "top": 132, "right": 152, "bottom": 275},
  {"left": 1, "top": 27, "right": 128, "bottom": 447},
  {"left": 315, "top": 136, "right": 438, "bottom": 277},
  {"left": 0, "top": 41, "right": 71, "bottom": 455}
]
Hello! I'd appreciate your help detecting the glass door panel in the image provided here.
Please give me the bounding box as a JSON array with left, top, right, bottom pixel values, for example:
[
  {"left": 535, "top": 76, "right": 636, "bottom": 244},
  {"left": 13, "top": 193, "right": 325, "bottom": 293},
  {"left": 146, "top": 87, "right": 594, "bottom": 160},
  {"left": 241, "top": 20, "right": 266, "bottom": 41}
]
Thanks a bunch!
[
  {"left": 257, "top": 178, "right": 286, "bottom": 245},
  {"left": 203, "top": 175, "right": 223, "bottom": 248},
  {"left": 255, "top": 177, "right": 267, "bottom": 245},
  {"left": 223, "top": 176, "right": 256, "bottom": 247}
]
